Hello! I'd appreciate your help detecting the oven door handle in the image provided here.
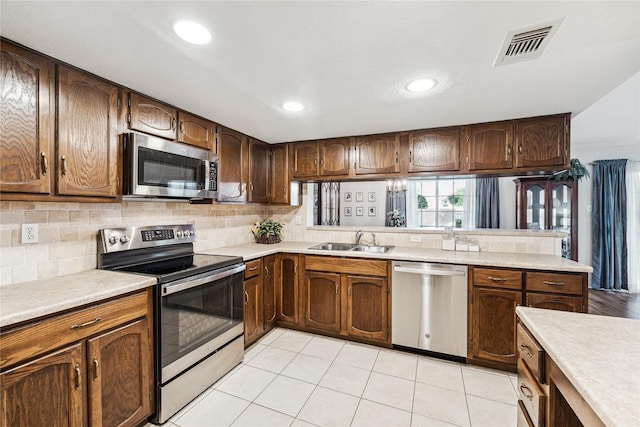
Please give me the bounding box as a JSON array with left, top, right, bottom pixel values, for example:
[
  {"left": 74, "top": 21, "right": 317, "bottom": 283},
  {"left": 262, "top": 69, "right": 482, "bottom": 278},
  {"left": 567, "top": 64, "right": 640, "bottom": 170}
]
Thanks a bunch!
[{"left": 162, "top": 264, "right": 246, "bottom": 296}]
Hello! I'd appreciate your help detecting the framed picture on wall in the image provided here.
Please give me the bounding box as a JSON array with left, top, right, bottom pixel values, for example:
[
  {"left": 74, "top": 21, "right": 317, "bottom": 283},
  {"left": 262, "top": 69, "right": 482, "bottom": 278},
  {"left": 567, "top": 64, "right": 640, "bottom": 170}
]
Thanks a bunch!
[
  {"left": 368, "top": 207, "right": 376, "bottom": 216},
  {"left": 344, "top": 192, "right": 352, "bottom": 202},
  {"left": 356, "top": 207, "right": 364, "bottom": 216},
  {"left": 368, "top": 192, "right": 376, "bottom": 202},
  {"left": 345, "top": 207, "right": 352, "bottom": 216},
  {"left": 356, "top": 192, "right": 363, "bottom": 202}
]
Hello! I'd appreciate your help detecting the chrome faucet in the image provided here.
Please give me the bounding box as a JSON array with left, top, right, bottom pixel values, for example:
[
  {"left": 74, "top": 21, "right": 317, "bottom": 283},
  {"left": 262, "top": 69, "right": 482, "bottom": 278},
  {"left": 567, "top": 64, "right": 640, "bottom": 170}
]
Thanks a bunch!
[{"left": 355, "top": 229, "right": 364, "bottom": 245}]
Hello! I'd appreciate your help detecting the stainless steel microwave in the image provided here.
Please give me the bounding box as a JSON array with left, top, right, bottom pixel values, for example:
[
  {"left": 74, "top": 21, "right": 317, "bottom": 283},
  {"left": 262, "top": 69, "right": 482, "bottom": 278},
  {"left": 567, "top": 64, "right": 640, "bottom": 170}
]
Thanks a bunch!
[{"left": 122, "top": 132, "right": 218, "bottom": 200}]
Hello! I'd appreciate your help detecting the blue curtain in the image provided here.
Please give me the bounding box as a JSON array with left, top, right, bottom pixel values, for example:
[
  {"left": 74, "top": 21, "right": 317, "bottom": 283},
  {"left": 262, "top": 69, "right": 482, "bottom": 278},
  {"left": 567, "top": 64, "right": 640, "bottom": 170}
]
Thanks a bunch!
[
  {"left": 475, "top": 177, "right": 500, "bottom": 228},
  {"left": 592, "top": 159, "right": 628, "bottom": 290}
]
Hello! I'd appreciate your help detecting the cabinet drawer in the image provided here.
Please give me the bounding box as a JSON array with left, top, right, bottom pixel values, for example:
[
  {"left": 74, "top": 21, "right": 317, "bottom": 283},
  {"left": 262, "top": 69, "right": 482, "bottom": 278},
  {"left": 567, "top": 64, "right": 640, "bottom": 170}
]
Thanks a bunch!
[
  {"left": 244, "top": 259, "right": 262, "bottom": 279},
  {"left": 0, "top": 290, "right": 150, "bottom": 370},
  {"left": 305, "top": 256, "right": 388, "bottom": 277},
  {"left": 517, "top": 400, "right": 534, "bottom": 427},
  {"left": 517, "top": 359, "right": 546, "bottom": 427},
  {"left": 517, "top": 323, "right": 545, "bottom": 383},
  {"left": 473, "top": 267, "right": 522, "bottom": 290},
  {"left": 526, "top": 272, "right": 582, "bottom": 295}
]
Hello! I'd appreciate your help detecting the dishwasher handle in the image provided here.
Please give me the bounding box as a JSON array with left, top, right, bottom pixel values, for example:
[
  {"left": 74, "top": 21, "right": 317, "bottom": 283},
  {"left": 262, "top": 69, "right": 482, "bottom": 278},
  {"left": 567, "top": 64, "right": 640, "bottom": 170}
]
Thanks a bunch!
[{"left": 393, "top": 265, "right": 466, "bottom": 277}]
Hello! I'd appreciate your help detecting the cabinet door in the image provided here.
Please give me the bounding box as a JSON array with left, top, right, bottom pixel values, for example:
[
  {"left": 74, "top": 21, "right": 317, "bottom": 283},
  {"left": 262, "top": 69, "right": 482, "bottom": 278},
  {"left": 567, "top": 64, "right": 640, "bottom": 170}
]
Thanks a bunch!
[
  {"left": 466, "top": 122, "right": 514, "bottom": 171},
  {"left": 177, "top": 111, "right": 215, "bottom": 151},
  {"left": 128, "top": 93, "right": 177, "bottom": 140},
  {"left": 304, "top": 271, "right": 341, "bottom": 333},
  {"left": 248, "top": 138, "right": 270, "bottom": 203},
  {"left": 290, "top": 141, "right": 319, "bottom": 178},
  {"left": 87, "top": 318, "right": 152, "bottom": 427},
  {"left": 263, "top": 255, "right": 277, "bottom": 330},
  {"left": 526, "top": 293, "right": 583, "bottom": 313},
  {"left": 353, "top": 134, "right": 400, "bottom": 175},
  {"left": 1, "top": 43, "right": 54, "bottom": 195},
  {"left": 471, "top": 287, "right": 522, "bottom": 366},
  {"left": 319, "top": 137, "right": 350, "bottom": 177},
  {"left": 1, "top": 343, "right": 84, "bottom": 427},
  {"left": 244, "top": 276, "right": 263, "bottom": 345},
  {"left": 408, "top": 128, "right": 460, "bottom": 173},
  {"left": 218, "top": 127, "right": 248, "bottom": 202},
  {"left": 515, "top": 115, "right": 567, "bottom": 169},
  {"left": 346, "top": 275, "right": 389, "bottom": 342},
  {"left": 270, "top": 144, "right": 290, "bottom": 204},
  {"left": 57, "top": 66, "right": 118, "bottom": 197},
  {"left": 277, "top": 254, "right": 299, "bottom": 325}
]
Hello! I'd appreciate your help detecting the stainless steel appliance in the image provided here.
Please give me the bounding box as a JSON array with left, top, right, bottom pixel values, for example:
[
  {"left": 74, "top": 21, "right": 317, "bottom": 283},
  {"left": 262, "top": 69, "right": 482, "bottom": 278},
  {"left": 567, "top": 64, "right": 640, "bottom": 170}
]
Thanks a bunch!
[
  {"left": 122, "top": 132, "right": 219, "bottom": 200},
  {"left": 392, "top": 261, "right": 468, "bottom": 361},
  {"left": 97, "top": 224, "right": 244, "bottom": 424}
]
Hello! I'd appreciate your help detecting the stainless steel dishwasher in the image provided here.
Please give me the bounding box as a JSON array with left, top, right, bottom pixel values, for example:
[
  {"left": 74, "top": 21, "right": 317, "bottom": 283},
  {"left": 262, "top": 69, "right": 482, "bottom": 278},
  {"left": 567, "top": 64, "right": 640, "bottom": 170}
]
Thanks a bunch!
[{"left": 392, "top": 261, "right": 468, "bottom": 361}]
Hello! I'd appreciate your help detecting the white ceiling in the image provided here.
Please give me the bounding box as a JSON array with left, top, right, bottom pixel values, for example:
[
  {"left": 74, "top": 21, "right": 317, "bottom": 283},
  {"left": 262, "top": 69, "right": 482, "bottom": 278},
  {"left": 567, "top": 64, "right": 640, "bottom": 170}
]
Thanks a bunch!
[{"left": 1, "top": 1, "right": 638, "bottom": 144}]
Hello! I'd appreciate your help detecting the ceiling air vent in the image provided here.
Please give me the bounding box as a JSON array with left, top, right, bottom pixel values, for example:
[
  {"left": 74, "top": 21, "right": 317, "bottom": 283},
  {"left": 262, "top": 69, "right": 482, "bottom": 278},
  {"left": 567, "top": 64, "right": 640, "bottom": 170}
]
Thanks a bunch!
[{"left": 494, "top": 18, "right": 563, "bottom": 67}]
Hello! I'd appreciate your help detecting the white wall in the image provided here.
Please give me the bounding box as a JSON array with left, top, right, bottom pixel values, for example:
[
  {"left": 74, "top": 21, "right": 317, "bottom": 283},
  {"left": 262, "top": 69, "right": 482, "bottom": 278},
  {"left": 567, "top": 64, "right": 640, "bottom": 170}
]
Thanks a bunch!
[{"left": 571, "top": 71, "right": 640, "bottom": 265}]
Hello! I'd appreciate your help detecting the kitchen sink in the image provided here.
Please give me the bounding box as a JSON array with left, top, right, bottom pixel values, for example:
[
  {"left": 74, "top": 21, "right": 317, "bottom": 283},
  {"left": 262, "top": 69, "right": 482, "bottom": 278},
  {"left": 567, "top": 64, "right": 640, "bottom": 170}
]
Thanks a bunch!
[{"left": 309, "top": 242, "right": 394, "bottom": 253}]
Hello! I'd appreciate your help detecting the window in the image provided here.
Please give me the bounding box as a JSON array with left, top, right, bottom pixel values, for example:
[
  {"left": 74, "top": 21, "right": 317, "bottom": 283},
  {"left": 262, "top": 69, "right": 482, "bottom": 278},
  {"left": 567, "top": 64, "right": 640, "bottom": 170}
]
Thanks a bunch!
[{"left": 408, "top": 178, "right": 474, "bottom": 228}]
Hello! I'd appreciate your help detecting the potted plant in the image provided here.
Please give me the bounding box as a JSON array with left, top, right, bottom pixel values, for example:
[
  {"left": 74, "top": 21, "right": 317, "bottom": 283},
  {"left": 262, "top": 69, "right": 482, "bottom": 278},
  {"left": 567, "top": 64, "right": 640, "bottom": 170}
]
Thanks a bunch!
[
  {"left": 251, "top": 219, "right": 283, "bottom": 244},
  {"left": 552, "top": 158, "right": 590, "bottom": 182}
]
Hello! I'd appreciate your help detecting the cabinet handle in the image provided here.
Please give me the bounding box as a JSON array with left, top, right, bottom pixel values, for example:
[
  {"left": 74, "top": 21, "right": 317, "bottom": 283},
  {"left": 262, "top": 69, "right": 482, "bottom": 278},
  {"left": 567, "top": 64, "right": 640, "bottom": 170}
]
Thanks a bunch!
[
  {"left": 244, "top": 291, "right": 249, "bottom": 305},
  {"left": 238, "top": 183, "right": 244, "bottom": 195},
  {"left": 487, "top": 276, "right": 507, "bottom": 282},
  {"left": 395, "top": 152, "right": 399, "bottom": 163},
  {"left": 61, "top": 156, "right": 67, "bottom": 176},
  {"left": 348, "top": 285, "right": 351, "bottom": 297},
  {"left": 250, "top": 183, "right": 254, "bottom": 192},
  {"left": 507, "top": 145, "right": 512, "bottom": 156},
  {"left": 314, "top": 159, "right": 317, "bottom": 166},
  {"left": 519, "top": 343, "right": 533, "bottom": 358},
  {"left": 294, "top": 265, "right": 297, "bottom": 274},
  {"left": 466, "top": 156, "right": 469, "bottom": 165},
  {"left": 543, "top": 281, "right": 565, "bottom": 286},
  {"left": 519, "top": 144, "right": 523, "bottom": 154},
  {"left": 264, "top": 266, "right": 269, "bottom": 278},
  {"left": 70, "top": 317, "right": 101, "bottom": 330},
  {"left": 93, "top": 357, "right": 99, "bottom": 380},
  {"left": 519, "top": 384, "right": 534, "bottom": 400},
  {"left": 409, "top": 150, "right": 412, "bottom": 163},
  {"left": 248, "top": 266, "right": 258, "bottom": 271},
  {"left": 320, "top": 158, "right": 324, "bottom": 166},
  {"left": 171, "top": 118, "right": 176, "bottom": 130},
  {"left": 335, "top": 283, "right": 339, "bottom": 297},
  {"left": 74, "top": 364, "right": 81, "bottom": 389},
  {"left": 41, "top": 152, "right": 48, "bottom": 175},
  {"left": 180, "top": 121, "right": 184, "bottom": 133}
]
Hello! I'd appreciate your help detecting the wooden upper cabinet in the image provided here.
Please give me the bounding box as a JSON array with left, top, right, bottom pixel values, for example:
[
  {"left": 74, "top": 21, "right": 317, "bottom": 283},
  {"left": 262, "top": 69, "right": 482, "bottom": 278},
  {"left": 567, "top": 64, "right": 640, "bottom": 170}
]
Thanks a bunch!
[
  {"left": 127, "top": 93, "right": 177, "bottom": 140},
  {"left": 407, "top": 128, "right": 460, "bottom": 173},
  {"left": 0, "top": 42, "right": 54, "bottom": 195},
  {"left": 57, "top": 66, "right": 119, "bottom": 198},
  {"left": 177, "top": 111, "right": 216, "bottom": 151},
  {"left": 290, "top": 141, "right": 319, "bottom": 178},
  {"left": 515, "top": 115, "right": 568, "bottom": 169},
  {"left": 248, "top": 138, "right": 270, "bottom": 203},
  {"left": 465, "top": 121, "right": 514, "bottom": 171},
  {"left": 270, "top": 144, "right": 290, "bottom": 204},
  {"left": 319, "top": 138, "right": 350, "bottom": 177},
  {"left": 353, "top": 133, "right": 400, "bottom": 175},
  {"left": 218, "top": 127, "right": 248, "bottom": 202}
]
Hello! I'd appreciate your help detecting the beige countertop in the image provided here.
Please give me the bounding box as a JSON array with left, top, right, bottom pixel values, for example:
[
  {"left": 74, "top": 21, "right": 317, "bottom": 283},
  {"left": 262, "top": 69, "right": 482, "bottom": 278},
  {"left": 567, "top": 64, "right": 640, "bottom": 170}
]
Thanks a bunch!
[
  {"left": 516, "top": 307, "right": 640, "bottom": 427},
  {"left": 0, "top": 270, "right": 156, "bottom": 328},
  {"left": 202, "top": 241, "right": 593, "bottom": 273}
]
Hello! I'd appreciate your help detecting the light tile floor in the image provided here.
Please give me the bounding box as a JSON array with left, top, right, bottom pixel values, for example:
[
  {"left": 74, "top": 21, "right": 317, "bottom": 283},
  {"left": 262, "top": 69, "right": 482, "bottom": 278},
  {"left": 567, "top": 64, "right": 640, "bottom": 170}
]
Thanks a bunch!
[{"left": 152, "top": 328, "right": 518, "bottom": 427}]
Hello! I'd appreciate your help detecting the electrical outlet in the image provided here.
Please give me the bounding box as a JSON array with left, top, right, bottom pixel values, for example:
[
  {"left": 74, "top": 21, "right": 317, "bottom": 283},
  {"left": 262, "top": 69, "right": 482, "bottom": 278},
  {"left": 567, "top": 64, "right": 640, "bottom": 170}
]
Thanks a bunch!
[
  {"left": 21, "top": 224, "right": 39, "bottom": 244},
  {"left": 225, "top": 218, "right": 231, "bottom": 227},
  {"left": 410, "top": 235, "right": 422, "bottom": 243}
]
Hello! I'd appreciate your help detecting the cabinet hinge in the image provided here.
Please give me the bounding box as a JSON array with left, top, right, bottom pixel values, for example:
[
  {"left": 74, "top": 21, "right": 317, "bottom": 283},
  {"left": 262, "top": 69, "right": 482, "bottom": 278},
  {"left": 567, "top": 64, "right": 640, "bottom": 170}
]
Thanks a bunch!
[
  {"left": 117, "top": 98, "right": 121, "bottom": 110},
  {"left": 149, "top": 389, "right": 152, "bottom": 401},
  {"left": 127, "top": 97, "right": 131, "bottom": 108},
  {"left": 126, "top": 112, "right": 131, "bottom": 123},
  {"left": 116, "top": 176, "right": 120, "bottom": 189}
]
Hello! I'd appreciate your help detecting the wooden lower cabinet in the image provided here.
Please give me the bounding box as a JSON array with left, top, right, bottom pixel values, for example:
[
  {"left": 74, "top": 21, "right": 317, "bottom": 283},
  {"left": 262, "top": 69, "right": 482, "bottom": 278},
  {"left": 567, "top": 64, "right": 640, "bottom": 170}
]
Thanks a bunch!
[
  {"left": 526, "top": 293, "right": 582, "bottom": 313},
  {"left": 1, "top": 343, "right": 84, "bottom": 427},
  {"left": 263, "top": 255, "right": 277, "bottom": 331},
  {"left": 304, "top": 271, "right": 341, "bottom": 333},
  {"left": 0, "top": 289, "right": 153, "bottom": 427},
  {"left": 277, "top": 254, "right": 300, "bottom": 326},
  {"left": 346, "top": 275, "right": 389, "bottom": 342},
  {"left": 470, "top": 287, "right": 522, "bottom": 367},
  {"left": 244, "top": 275, "right": 263, "bottom": 346}
]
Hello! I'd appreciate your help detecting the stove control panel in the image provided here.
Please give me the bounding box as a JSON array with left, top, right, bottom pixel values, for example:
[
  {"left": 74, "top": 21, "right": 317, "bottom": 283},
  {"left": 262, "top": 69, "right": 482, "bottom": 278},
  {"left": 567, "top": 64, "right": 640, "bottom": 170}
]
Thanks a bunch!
[{"left": 98, "top": 224, "right": 197, "bottom": 254}]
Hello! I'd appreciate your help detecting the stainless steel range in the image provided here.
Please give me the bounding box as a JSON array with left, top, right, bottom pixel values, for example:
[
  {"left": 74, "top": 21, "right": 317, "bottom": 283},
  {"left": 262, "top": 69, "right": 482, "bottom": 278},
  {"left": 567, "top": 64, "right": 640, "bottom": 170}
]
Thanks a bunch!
[{"left": 97, "top": 224, "right": 245, "bottom": 425}]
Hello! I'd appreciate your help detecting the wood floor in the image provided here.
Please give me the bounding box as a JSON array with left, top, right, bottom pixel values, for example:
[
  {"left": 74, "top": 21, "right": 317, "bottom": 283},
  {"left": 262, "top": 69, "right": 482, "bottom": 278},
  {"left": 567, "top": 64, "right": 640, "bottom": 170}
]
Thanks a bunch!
[{"left": 588, "top": 289, "right": 640, "bottom": 319}]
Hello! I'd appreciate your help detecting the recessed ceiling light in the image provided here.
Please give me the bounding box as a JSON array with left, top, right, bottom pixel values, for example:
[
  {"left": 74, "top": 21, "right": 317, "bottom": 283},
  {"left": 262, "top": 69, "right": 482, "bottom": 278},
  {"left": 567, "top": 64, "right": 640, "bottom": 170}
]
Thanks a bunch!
[
  {"left": 406, "top": 78, "right": 437, "bottom": 93},
  {"left": 172, "top": 20, "right": 211, "bottom": 45},
  {"left": 282, "top": 101, "right": 304, "bottom": 112}
]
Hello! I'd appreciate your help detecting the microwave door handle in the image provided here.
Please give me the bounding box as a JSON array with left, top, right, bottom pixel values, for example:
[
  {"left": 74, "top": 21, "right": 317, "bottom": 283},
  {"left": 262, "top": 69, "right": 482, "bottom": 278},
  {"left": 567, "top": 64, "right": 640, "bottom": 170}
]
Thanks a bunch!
[{"left": 162, "top": 264, "right": 246, "bottom": 296}]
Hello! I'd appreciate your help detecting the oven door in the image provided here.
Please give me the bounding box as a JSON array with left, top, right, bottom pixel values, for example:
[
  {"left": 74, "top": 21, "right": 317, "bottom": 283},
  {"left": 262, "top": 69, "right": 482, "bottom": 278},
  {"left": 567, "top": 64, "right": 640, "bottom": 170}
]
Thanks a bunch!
[
  {"left": 124, "top": 132, "right": 218, "bottom": 199},
  {"left": 158, "top": 263, "right": 244, "bottom": 383}
]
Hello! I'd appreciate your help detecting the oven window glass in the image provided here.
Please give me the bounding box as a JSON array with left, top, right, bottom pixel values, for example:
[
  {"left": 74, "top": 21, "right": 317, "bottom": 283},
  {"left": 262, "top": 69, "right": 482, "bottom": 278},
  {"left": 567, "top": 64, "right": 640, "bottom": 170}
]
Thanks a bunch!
[
  {"left": 138, "top": 147, "right": 205, "bottom": 190},
  {"left": 160, "top": 271, "right": 243, "bottom": 368}
]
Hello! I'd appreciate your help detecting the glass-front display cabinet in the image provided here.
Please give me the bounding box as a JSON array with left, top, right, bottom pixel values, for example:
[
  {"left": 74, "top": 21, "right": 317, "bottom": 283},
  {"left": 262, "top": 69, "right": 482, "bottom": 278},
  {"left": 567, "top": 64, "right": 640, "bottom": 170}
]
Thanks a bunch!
[{"left": 514, "top": 177, "right": 578, "bottom": 260}]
